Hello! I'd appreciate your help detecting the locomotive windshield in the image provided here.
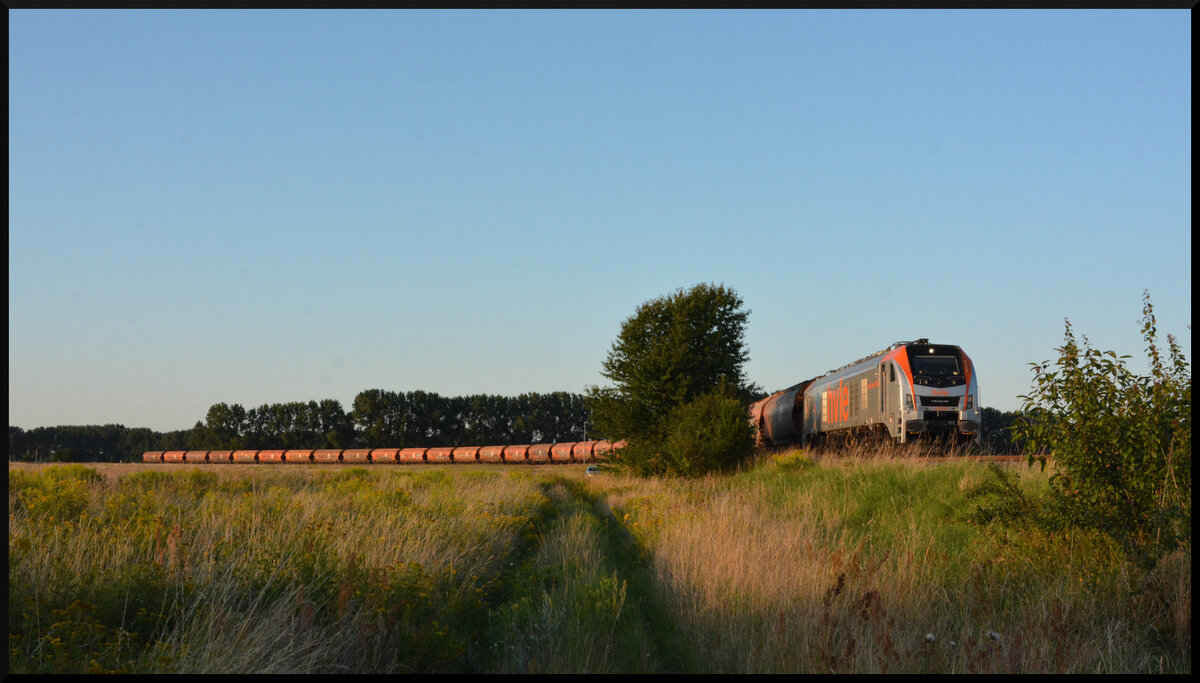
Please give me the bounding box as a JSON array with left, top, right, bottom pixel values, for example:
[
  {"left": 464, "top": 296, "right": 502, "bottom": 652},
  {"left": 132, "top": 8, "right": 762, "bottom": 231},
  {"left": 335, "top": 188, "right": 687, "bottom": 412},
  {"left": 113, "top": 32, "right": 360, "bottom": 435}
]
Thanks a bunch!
[{"left": 906, "top": 344, "right": 965, "bottom": 387}]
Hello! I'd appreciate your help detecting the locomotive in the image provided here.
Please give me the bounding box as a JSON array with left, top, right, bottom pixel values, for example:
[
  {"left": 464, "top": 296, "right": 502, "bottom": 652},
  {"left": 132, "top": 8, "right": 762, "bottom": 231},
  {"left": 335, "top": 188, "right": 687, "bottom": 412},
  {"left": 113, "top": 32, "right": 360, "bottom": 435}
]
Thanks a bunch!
[{"left": 749, "top": 339, "right": 981, "bottom": 448}]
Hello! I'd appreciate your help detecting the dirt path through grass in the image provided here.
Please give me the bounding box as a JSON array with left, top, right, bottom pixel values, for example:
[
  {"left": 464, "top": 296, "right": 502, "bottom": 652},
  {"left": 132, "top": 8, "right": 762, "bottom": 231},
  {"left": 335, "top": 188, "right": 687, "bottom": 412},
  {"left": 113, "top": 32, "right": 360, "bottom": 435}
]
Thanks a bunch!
[{"left": 477, "top": 475, "right": 696, "bottom": 673}]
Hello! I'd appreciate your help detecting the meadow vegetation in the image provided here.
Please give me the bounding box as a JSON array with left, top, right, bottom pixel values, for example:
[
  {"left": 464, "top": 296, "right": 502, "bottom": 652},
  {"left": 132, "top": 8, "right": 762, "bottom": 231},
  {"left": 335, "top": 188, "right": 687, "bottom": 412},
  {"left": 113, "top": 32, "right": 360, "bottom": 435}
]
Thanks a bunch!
[
  {"left": 9, "top": 451, "right": 1190, "bottom": 673},
  {"left": 1015, "top": 292, "right": 1190, "bottom": 568}
]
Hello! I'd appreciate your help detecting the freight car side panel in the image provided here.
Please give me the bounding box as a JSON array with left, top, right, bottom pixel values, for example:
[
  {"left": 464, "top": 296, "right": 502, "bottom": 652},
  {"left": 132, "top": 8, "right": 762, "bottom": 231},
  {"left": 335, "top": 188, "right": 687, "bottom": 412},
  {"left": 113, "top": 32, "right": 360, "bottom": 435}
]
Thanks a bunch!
[
  {"left": 760, "top": 382, "right": 812, "bottom": 447},
  {"left": 258, "top": 450, "right": 284, "bottom": 463},
  {"left": 371, "top": 448, "right": 399, "bottom": 463},
  {"left": 398, "top": 448, "right": 428, "bottom": 463},
  {"left": 503, "top": 445, "right": 530, "bottom": 462},
  {"left": 342, "top": 449, "right": 371, "bottom": 463},
  {"left": 551, "top": 443, "right": 575, "bottom": 462},
  {"left": 572, "top": 441, "right": 598, "bottom": 461},
  {"left": 313, "top": 449, "right": 342, "bottom": 463},
  {"left": 232, "top": 450, "right": 258, "bottom": 463},
  {"left": 452, "top": 447, "right": 480, "bottom": 463},
  {"left": 426, "top": 447, "right": 453, "bottom": 463},
  {"left": 284, "top": 450, "right": 313, "bottom": 463}
]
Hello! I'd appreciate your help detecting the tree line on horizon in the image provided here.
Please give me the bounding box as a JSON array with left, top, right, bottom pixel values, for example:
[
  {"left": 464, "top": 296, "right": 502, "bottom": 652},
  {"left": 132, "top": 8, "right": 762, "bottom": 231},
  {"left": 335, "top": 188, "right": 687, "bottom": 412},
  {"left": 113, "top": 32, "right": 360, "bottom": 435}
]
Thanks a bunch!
[
  {"left": 7, "top": 399, "right": 1027, "bottom": 464},
  {"left": 7, "top": 389, "right": 593, "bottom": 463},
  {"left": 7, "top": 394, "right": 1026, "bottom": 464}
]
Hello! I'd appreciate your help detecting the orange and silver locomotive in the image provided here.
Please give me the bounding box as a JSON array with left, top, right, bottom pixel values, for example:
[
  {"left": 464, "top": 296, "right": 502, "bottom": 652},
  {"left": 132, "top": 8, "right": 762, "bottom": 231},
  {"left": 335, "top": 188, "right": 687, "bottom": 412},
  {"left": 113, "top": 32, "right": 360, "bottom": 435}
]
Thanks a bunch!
[{"left": 750, "top": 339, "right": 981, "bottom": 447}]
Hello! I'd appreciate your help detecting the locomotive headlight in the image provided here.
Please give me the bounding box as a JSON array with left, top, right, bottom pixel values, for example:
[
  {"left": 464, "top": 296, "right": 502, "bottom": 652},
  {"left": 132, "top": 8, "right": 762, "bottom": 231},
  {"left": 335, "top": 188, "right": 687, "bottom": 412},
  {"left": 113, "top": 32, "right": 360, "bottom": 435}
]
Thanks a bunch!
[
  {"left": 905, "top": 393, "right": 914, "bottom": 411},
  {"left": 965, "top": 394, "right": 974, "bottom": 410}
]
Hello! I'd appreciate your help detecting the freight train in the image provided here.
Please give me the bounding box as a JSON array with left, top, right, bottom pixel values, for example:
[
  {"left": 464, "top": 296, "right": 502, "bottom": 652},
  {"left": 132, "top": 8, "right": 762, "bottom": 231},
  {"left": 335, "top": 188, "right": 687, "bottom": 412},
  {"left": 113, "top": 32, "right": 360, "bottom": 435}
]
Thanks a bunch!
[
  {"left": 141, "top": 338, "right": 980, "bottom": 463},
  {"left": 142, "top": 440, "right": 625, "bottom": 464},
  {"left": 749, "top": 339, "right": 981, "bottom": 448}
]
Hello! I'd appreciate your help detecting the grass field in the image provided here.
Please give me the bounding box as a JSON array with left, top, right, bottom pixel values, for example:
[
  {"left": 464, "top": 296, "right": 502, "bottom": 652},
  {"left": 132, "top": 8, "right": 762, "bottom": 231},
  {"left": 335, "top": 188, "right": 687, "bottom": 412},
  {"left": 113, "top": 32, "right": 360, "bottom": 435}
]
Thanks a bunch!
[{"left": 7, "top": 451, "right": 1191, "bottom": 673}]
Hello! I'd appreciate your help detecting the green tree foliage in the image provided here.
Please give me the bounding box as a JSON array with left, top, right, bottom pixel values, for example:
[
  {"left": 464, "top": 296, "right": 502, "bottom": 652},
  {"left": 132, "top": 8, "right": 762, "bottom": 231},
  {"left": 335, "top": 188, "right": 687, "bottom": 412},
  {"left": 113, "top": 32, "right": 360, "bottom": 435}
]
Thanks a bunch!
[
  {"left": 980, "top": 407, "right": 1022, "bottom": 454},
  {"left": 8, "top": 424, "right": 152, "bottom": 463},
  {"left": 350, "top": 390, "right": 588, "bottom": 448},
  {"left": 587, "top": 283, "right": 759, "bottom": 476},
  {"left": 1014, "top": 292, "right": 1190, "bottom": 566},
  {"left": 313, "top": 398, "right": 355, "bottom": 448},
  {"left": 661, "top": 387, "right": 756, "bottom": 477},
  {"left": 186, "top": 420, "right": 212, "bottom": 450},
  {"left": 210, "top": 402, "right": 246, "bottom": 445},
  {"left": 507, "top": 392, "right": 589, "bottom": 444},
  {"left": 351, "top": 389, "right": 411, "bottom": 446},
  {"left": 10, "top": 391, "right": 593, "bottom": 461},
  {"left": 351, "top": 389, "right": 459, "bottom": 447}
]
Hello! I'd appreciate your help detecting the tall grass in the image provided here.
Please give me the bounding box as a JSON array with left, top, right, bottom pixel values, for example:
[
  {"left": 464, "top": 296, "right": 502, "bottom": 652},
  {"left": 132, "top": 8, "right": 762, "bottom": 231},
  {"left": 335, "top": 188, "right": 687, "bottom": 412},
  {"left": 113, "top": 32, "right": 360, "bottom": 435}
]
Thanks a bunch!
[
  {"left": 8, "top": 455, "right": 1191, "bottom": 673},
  {"left": 596, "top": 449, "right": 1190, "bottom": 673},
  {"left": 9, "top": 466, "right": 547, "bottom": 673},
  {"left": 483, "top": 480, "right": 660, "bottom": 673}
]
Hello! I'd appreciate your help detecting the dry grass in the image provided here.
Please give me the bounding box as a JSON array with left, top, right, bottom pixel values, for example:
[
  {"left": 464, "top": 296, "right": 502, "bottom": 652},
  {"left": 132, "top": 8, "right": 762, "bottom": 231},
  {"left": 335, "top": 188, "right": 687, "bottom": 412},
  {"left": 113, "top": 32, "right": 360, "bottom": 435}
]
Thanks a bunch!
[
  {"left": 8, "top": 456, "right": 1191, "bottom": 673},
  {"left": 586, "top": 449, "right": 1191, "bottom": 673}
]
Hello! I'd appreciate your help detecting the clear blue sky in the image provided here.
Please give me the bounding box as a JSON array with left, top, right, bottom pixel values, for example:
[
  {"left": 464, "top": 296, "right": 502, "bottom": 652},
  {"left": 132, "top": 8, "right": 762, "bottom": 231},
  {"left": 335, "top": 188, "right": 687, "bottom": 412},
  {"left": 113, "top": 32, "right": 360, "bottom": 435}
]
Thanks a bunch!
[{"left": 9, "top": 9, "right": 1191, "bottom": 432}]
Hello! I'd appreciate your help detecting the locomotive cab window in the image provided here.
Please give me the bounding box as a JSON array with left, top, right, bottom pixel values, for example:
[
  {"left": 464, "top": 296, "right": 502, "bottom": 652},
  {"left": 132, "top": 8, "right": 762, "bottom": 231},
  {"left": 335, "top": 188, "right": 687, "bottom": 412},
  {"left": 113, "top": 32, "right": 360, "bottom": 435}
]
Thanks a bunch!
[
  {"left": 907, "top": 345, "right": 966, "bottom": 387},
  {"left": 910, "top": 353, "right": 960, "bottom": 377}
]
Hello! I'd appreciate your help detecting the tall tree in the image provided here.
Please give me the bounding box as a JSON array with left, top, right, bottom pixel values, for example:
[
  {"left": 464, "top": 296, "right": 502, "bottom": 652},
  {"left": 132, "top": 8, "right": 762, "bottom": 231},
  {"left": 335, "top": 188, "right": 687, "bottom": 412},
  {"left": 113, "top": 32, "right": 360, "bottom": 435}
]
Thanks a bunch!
[
  {"left": 313, "top": 399, "right": 354, "bottom": 448},
  {"left": 587, "top": 283, "right": 758, "bottom": 475},
  {"left": 204, "top": 402, "right": 247, "bottom": 449},
  {"left": 352, "top": 389, "right": 404, "bottom": 446}
]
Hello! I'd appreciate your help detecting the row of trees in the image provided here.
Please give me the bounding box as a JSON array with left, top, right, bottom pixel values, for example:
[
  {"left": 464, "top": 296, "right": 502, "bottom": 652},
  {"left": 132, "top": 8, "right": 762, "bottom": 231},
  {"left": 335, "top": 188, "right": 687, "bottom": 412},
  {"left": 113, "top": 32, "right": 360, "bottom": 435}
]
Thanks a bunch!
[
  {"left": 8, "top": 403, "right": 1029, "bottom": 465},
  {"left": 8, "top": 400, "right": 1029, "bottom": 465},
  {"left": 8, "top": 424, "right": 171, "bottom": 464},
  {"left": 8, "top": 390, "right": 591, "bottom": 462},
  {"left": 198, "top": 390, "right": 590, "bottom": 450}
]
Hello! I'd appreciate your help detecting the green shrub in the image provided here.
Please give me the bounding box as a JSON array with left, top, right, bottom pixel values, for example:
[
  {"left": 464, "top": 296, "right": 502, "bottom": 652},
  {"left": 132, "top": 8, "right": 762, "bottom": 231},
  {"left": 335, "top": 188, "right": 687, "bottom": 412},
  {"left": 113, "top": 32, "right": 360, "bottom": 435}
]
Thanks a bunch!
[
  {"left": 962, "top": 463, "right": 1036, "bottom": 526},
  {"left": 10, "top": 465, "right": 104, "bottom": 522},
  {"left": 661, "top": 389, "right": 756, "bottom": 477},
  {"left": 1014, "top": 292, "right": 1190, "bottom": 567}
]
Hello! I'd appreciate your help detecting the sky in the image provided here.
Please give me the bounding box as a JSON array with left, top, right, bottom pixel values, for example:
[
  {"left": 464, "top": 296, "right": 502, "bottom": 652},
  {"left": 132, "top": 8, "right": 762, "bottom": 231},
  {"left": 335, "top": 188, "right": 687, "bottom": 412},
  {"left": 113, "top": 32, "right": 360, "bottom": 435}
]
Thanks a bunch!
[{"left": 9, "top": 9, "right": 1192, "bottom": 433}]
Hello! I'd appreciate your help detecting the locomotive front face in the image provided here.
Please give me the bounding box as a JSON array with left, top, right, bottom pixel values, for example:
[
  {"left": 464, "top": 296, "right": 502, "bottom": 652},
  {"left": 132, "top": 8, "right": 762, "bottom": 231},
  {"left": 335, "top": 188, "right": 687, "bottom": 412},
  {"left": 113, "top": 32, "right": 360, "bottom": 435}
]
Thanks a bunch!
[
  {"left": 897, "top": 342, "right": 981, "bottom": 444},
  {"left": 908, "top": 344, "right": 964, "bottom": 387}
]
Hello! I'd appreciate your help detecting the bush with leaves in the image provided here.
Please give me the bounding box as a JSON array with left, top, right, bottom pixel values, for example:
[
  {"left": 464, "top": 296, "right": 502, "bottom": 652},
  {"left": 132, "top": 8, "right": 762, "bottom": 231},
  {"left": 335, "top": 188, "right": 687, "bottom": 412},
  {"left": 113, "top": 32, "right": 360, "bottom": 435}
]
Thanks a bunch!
[
  {"left": 1014, "top": 292, "right": 1190, "bottom": 567},
  {"left": 660, "top": 387, "right": 756, "bottom": 478},
  {"left": 586, "top": 283, "right": 759, "bottom": 477}
]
